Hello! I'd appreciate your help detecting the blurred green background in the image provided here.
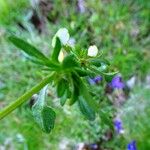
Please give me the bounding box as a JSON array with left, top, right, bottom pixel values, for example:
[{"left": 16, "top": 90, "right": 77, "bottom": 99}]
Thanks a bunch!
[{"left": 0, "top": 0, "right": 150, "bottom": 149}]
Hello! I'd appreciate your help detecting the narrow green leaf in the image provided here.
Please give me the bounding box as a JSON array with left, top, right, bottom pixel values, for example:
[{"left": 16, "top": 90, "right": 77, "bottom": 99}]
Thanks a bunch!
[
  {"left": 69, "top": 73, "right": 80, "bottom": 105},
  {"left": 78, "top": 96, "right": 95, "bottom": 121},
  {"left": 56, "top": 79, "right": 68, "bottom": 97},
  {"left": 103, "top": 71, "right": 118, "bottom": 82},
  {"left": 102, "top": 71, "right": 118, "bottom": 76},
  {"left": 89, "top": 58, "right": 110, "bottom": 67},
  {"left": 8, "top": 35, "right": 50, "bottom": 62},
  {"left": 69, "top": 80, "right": 79, "bottom": 105},
  {"left": 51, "top": 37, "right": 61, "bottom": 62},
  {"left": 75, "top": 68, "right": 88, "bottom": 77},
  {"left": 75, "top": 68, "right": 95, "bottom": 77},
  {"left": 60, "top": 90, "right": 68, "bottom": 106},
  {"left": 80, "top": 79, "right": 99, "bottom": 112}
]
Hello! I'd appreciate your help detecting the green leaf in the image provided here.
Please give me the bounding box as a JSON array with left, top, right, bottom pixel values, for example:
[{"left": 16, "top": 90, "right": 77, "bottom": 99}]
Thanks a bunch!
[
  {"left": 8, "top": 35, "right": 50, "bottom": 62},
  {"left": 41, "top": 106, "right": 56, "bottom": 132},
  {"left": 75, "top": 68, "right": 89, "bottom": 77},
  {"left": 80, "top": 79, "right": 99, "bottom": 112},
  {"left": 51, "top": 37, "right": 61, "bottom": 62},
  {"left": 32, "top": 86, "right": 56, "bottom": 133},
  {"left": 69, "top": 73, "right": 80, "bottom": 105},
  {"left": 75, "top": 68, "right": 95, "bottom": 77},
  {"left": 78, "top": 96, "right": 95, "bottom": 121},
  {"left": 103, "top": 71, "right": 118, "bottom": 82},
  {"left": 62, "top": 54, "right": 79, "bottom": 69},
  {"left": 102, "top": 71, "right": 118, "bottom": 76},
  {"left": 56, "top": 79, "right": 68, "bottom": 97},
  {"left": 60, "top": 90, "right": 68, "bottom": 106},
  {"left": 69, "top": 80, "right": 79, "bottom": 105},
  {"left": 89, "top": 58, "right": 110, "bottom": 67}
]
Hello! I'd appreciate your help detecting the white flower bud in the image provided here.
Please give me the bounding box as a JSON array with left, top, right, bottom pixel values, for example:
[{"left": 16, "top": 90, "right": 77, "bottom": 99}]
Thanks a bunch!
[
  {"left": 52, "top": 28, "right": 70, "bottom": 47},
  {"left": 87, "top": 45, "right": 98, "bottom": 57},
  {"left": 58, "top": 50, "right": 64, "bottom": 62}
]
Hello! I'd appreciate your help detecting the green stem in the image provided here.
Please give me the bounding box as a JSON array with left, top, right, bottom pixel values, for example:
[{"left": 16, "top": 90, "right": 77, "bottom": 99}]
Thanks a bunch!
[{"left": 0, "top": 74, "right": 54, "bottom": 120}]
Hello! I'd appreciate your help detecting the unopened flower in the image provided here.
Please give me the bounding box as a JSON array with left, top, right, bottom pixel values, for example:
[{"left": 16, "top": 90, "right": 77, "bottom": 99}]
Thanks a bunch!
[
  {"left": 52, "top": 28, "right": 70, "bottom": 47},
  {"left": 127, "top": 140, "right": 137, "bottom": 150},
  {"left": 88, "top": 45, "right": 98, "bottom": 57},
  {"left": 88, "top": 76, "right": 102, "bottom": 85},
  {"left": 109, "top": 75, "right": 125, "bottom": 89},
  {"left": 58, "top": 50, "right": 64, "bottom": 62},
  {"left": 114, "top": 118, "right": 125, "bottom": 134}
]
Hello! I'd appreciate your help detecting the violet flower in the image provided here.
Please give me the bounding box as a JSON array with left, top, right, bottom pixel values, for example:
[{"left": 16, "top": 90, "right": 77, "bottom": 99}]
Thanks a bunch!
[
  {"left": 127, "top": 140, "right": 137, "bottom": 150},
  {"left": 77, "top": 0, "right": 85, "bottom": 13},
  {"left": 89, "top": 143, "right": 98, "bottom": 150},
  {"left": 114, "top": 118, "right": 124, "bottom": 134},
  {"left": 109, "top": 75, "right": 125, "bottom": 89},
  {"left": 88, "top": 76, "right": 102, "bottom": 85}
]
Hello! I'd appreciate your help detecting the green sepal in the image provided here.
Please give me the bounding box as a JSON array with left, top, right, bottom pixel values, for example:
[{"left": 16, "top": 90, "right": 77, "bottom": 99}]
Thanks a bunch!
[{"left": 51, "top": 37, "right": 61, "bottom": 62}]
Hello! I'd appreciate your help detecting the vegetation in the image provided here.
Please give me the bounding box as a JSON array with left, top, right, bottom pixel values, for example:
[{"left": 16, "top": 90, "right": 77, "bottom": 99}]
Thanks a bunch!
[{"left": 0, "top": 0, "right": 149, "bottom": 149}]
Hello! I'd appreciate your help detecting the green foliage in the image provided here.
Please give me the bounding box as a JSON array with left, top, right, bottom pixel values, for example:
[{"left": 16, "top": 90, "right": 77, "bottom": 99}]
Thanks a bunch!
[
  {"left": 60, "top": 90, "right": 68, "bottom": 106},
  {"left": 0, "top": 0, "right": 28, "bottom": 25},
  {"left": 4, "top": 27, "right": 115, "bottom": 134},
  {"left": 78, "top": 96, "right": 95, "bottom": 121},
  {"left": 0, "top": 0, "right": 150, "bottom": 149},
  {"left": 62, "top": 54, "right": 79, "bottom": 69},
  {"left": 8, "top": 36, "right": 59, "bottom": 69},
  {"left": 51, "top": 37, "right": 61, "bottom": 62},
  {"left": 56, "top": 78, "right": 67, "bottom": 97},
  {"left": 8, "top": 36, "right": 49, "bottom": 62},
  {"left": 32, "top": 86, "right": 56, "bottom": 133},
  {"left": 121, "top": 86, "right": 150, "bottom": 149}
]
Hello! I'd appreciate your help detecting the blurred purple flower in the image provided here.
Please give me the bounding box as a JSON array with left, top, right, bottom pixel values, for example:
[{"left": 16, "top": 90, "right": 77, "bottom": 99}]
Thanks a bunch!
[
  {"left": 127, "top": 140, "right": 137, "bottom": 150},
  {"left": 114, "top": 119, "right": 124, "bottom": 134},
  {"left": 78, "top": 0, "right": 85, "bottom": 13},
  {"left": 94, "top": 76, "right": 102, "bottom": 84},
  {"left": 109, "top": 75, "right": 125, "bottom": 89},
  {"left": 89, "top": 143, "right": 98, "bottom": 150},
  {"left": 88, "top": 76, "right": 102, "bottom": 85}
]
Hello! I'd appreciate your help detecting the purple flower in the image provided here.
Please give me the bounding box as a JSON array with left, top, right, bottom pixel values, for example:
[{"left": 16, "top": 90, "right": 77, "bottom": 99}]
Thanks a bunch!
[
  {"left": 114, "top": 119, "right": 124, "bottom": 134},
  {"left": 89, "top": 143, "right": 98, "bottom": 150},
  {"left": 94, "top": 76, "right": 102, "bottom": 84},
  {"left": 127, "top": 140, "right": 137, "bottom": 150},
  {"left": 109, "top": 75, "right": 125, "bottom": 89},
  {"left": 88, "top": 78, "right": 96, "bottom": 85},
  {"left": 88, "top": 76, "right": 102, "bottom": 85},
  {"left": 77, "top": 0, "right": 85, "bottom": 13}
]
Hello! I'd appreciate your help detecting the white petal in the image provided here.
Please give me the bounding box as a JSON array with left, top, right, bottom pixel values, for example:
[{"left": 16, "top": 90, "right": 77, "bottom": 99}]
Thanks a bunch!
[
  {"left": 87, "top": 45, "right": 98, "bottom": 57},
  {"left": 68, "top": 37, "right": 76, "bottom": 47},
  {"left": 52, "top": 28, "right": 70, "bottom": 47}
]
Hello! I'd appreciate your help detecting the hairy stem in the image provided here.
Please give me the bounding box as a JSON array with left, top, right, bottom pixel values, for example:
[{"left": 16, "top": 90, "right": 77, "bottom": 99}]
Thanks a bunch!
[{"left": 0, "top": 74, "right": 54, "bottom": 120}]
